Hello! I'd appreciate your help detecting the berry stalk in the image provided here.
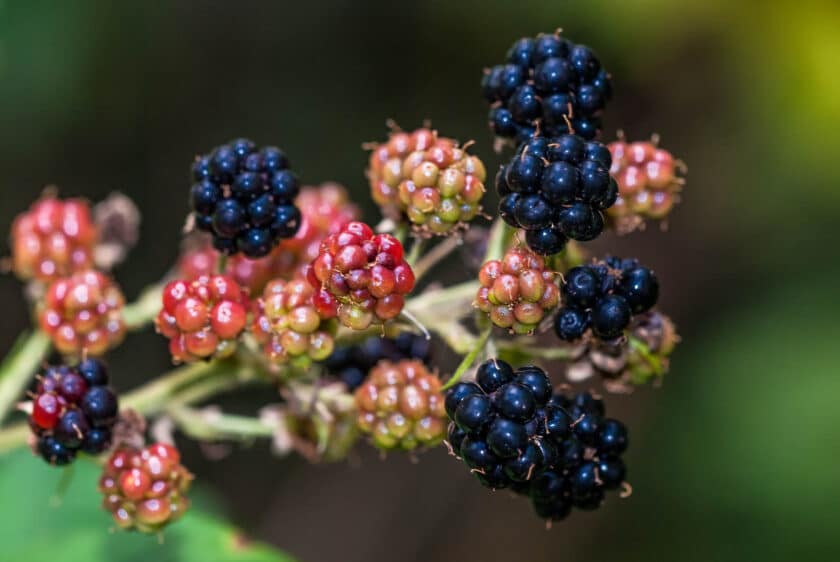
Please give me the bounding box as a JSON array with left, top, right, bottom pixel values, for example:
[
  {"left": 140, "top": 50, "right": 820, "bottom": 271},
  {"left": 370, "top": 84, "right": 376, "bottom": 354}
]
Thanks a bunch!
[
  {"left": 442, "top": 326, "right": 492, "bottom": 391},
  {"left": 0, "top": 331, "right": 52, "bottom": 425}
]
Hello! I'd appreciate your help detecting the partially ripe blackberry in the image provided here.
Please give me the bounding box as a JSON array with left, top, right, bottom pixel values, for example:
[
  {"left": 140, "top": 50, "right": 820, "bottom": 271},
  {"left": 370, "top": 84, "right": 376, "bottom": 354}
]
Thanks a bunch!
[
  {"left": 367, "top": 127, "right": 487, "bottom": 234},
  {"left": 29, "top": 359, "right": 118, "bottom": 466},
  {"left": 38, "top": 270, "right": 126, "bottom": 358},
  {"left": 354, "top": 359, "right": 447, "bottom": 450},
  {"left": 607, "top": 137, "right": 686, "bottom": 233},
  {"left": 189, "top": 139, "right": 301, "bottom": 258},
  {"left": 99, "top": 443, "right": 193, "bottom": 533},
  {"left": 251, "top": 278, "right": 337, "bottom": 367},
  {"left": 475, "top": 246, "right": 560, "bottom": 334},
  {"left": 554, "top": 256, "right": 660, "bottom": 343},
  {"left": 306, "top": 221, "right": 415, "bottom": 330},
  {"left": 483, "top": 31, "right": 612, "bottom": 146},
  {"left": 10, "top": 195, "right": 99, "bottom": 283},
  {"left": 155, "top": 275, "right": 250, "bottom": 363},
  {"left": 322, "top": 332, "right": 432, "bottom": 391},
  {"left": 498, "top": 134, "right": 617, "bottom": 255}
]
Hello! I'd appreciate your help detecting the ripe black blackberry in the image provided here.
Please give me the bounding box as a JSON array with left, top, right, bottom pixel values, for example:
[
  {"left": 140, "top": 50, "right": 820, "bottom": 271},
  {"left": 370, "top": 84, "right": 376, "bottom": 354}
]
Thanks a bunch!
[
  {"left": 445, "top": 360, "right": 557, "bottom": 491},
  {"left": 483, "top": 31, "right": 612, "bottom": 145},
  {"left": 555, "top": 256, "right": 659, "bottom": 342},
  {"left": 530, "top": 390, "right": 629, "bottom": 520},
  {"left": 497, "top": 135, "right": 618, "bottom": 255},
  {"left": 190, "top": 138, "right": 302, "bottom": 258},
  {"left": 29, "top": 359, "right": 119, "bottom": 466},
  {"left": 321, "top": 332, "right": 432, "bottom": 391}
]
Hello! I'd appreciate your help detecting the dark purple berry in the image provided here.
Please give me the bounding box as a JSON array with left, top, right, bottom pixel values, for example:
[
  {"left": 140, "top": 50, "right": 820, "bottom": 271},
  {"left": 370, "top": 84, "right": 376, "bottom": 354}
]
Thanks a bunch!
[{"left": 476, "top": 359, "right": 514, "bottom": 394}]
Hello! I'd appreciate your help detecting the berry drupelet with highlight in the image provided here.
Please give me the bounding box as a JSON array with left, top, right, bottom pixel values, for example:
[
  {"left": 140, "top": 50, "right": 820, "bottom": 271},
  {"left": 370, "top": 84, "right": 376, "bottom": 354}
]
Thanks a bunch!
[
  {"left": 354, "top": 359, "right": 447, "bottom": 450},
  {"left": 483, "top": 31, "right": 612, "bottom": 145},
  {"left": 155, "top": 275, "right": 250, "bottom": 363},
  {"left": 38, "top": 270, "right": 126, "bottom": 358},
  {"left": 306, "top": 221, "right": 415, "bottom": 330},
  {"left": 189, "top": 138, "right": 302, "bottom": 258},
  {"left": 475, "top": 246, "right": 560, "bottom": 334},
  {"left": 10, "top": 195, "right": 99, "bottom": 283},
  {"left": 529, "top": 390, "right": 629, "bottom": 520},
  {"left": 498, "top": 135, "right": 618, "bottom": 256},
  {"left": 251, "top": 278, "right": 337, "bottom": 366},
  {"left": 607, "top": 137, "right": 686, "bottom": 233},
  {"left": 29, "top": 359, "right": 119, "bottom": 465},
  {"left": 554, "top": 256, "right": 659, "bottom": 342},
  {"left": 445, "top": 360, "right": 558, "bottom": 491},
  {"left": 99, "top": 442, "right": 193, "bottom": 533}
]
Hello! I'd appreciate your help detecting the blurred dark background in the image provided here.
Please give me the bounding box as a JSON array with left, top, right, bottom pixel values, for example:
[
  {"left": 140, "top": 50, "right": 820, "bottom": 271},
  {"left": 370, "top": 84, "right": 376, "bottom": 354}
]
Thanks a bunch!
[{"left": 1, "top": 1, "right": 839, "bottom": 561}]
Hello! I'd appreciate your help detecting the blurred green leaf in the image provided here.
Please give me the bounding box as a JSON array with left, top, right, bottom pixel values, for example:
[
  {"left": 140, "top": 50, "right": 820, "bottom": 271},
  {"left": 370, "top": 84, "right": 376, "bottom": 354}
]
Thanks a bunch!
[{"left": 0, "top": 449, "right": 296, "bottom": 562}]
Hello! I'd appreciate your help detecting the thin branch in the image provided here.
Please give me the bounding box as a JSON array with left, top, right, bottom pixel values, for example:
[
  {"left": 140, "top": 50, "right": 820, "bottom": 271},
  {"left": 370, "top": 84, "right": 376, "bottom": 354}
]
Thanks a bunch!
[
  {"left": 412, "top": 236, "right": 461, "bottom": 281},
  {"left": 0, "top": 331, "right": 51, "bottom": 425},
  {"left": 442, "top": 325, "right": 492, "bottom": 390}
]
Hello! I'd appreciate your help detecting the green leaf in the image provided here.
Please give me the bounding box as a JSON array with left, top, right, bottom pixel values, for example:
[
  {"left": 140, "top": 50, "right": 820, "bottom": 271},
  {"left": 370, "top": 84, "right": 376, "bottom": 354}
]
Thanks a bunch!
[{"left": 0, "top": 448, "right": 296, "bottom": 562}]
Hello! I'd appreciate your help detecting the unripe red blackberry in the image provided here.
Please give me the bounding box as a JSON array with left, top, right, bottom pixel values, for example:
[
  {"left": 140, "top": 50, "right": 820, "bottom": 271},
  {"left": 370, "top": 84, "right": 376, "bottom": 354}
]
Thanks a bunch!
[
  {"left": 155, "top": 275, "right": 249, "bottom": 363},
  {"left": 274, "top": 183, "right": 359, "bottom": 278},
  {"left": 30, "top": 359, "right": 119, "bottom": 465},
  {"left": 99, "top": 442, "right": 193, "bottom": 533},
  {"left": 177, "top": 239, "right": 277, "bottom": 297},
  {"left": 306, "top": 221, "right": 415, "bottom": 330},
  {"left": 475, "top": 246, "right": 560, "bottom": 334},
  {"left": 607, "top": 137, "right": 685, "bottom": 233},
  {"left": 38, "top": 270, "right": 126, "bottom": 358},
  {"left": 251, "top": 278, "right": 337, "bottom": 366},
  {"left": 397, "top": 141, "right": 487, "bottom": 235},
  {"left": 10, "top": 195, "right": 98, "bottom": 283},
  {"left": 354, "top": 359, "right": 447, "bottom": 450},
  {"left": 367, "top": 127, "right": 441, "bottom": 218}
]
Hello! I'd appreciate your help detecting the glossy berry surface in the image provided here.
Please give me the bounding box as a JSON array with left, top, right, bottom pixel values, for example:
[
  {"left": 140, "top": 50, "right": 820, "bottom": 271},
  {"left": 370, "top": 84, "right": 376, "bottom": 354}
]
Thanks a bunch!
[
  {"left": 189, "top": 139, "right": 301, "bottom": 258},
  {"left": 554, "top": 257, "right": 660, "bottom": 343},
  {"left": 251, "top": 278, "right": 337, "bottom": 366},
  {"left": 30, "top": 359, "right": 118, "bottom": 466},
  {"left": 99, "top": 443, "right": 193, "bottom": 533},
  {"left": 483, "top": 31, "right": 612, "bottom": 145},
  {"left": 368, "top": 128, "right": 487, "bottom": 234},
  {"left": 354, "top": 359, "right": 447, "bottom": 450},
  {"left": 322, "top": 332, "right": 432, "bottom": 391},
  {"left": 497, "top": 134, "right": 617, "bottom": 255},
  {"left": 155, "top": 275, "right": 250, "bottom": 363},
  {"left": 445, "top": 360, "right": 559, "bottom": 492},
  {"left": 307, "top": 221, "right": 415, "bottom": 330},
  {"left": 607, "top": 138, "right": 685, "bottom": 232},
  {"left": 475, "top": 246, "right": 560, "bottom": 333},
  {"left": 10, "top": 196, "right": 99, "bottom": 283},
  {"left": 38, "top": 270, "right": 126, "bottom": 358}
]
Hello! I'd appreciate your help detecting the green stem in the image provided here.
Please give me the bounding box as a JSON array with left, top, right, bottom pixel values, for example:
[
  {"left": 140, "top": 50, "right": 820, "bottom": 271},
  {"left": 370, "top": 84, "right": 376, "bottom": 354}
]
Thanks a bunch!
[
  {"left": 628, "top": 336, "right": 663, "bottom": 375},
  {"left": 406, "top": 238, "right": 426, "bottom": 268},
  {"left": 483, "top": 218, "right": 514, "bottom": 264},
  {"left": 495, "top": 339, "right": 578, "bottom": 361},
  {"left": 0, "top": 331, "right": 51, "bottom": 425},
  {"left": 168, "top": 406, "right": 275, "bottom": 441},
  {"left": 122, "top": 283, "right": 165, "bottom": 330},
  {"left": 442, "top": 325, "right": 492, "bottom": 390},
  {"left": 412, "top": 236, "right": 460, "bottom": 281}
]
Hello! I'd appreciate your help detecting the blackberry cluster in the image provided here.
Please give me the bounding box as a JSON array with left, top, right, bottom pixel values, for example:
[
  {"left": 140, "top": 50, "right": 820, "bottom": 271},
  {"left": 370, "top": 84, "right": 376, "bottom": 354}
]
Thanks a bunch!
[
  {"left": 99, "top": 442, "right": 193, "bottom": 533},
  {"left": 190, "top": 138, "right": 302, "bottom": 258},
  {"left": 306, "top": 221, "right": 415, "bottom": 330},
  {"left": 322, "top": 332, "right": 432, "bottom": 391},
  {"left": 497, "top": 135, "right": 618, "bottom": 256},
  {"left": 10, "top": 196, "right": 98, "bottom": 283},
  {"left": 529, "top": 390, "right": 629, "bottom": 520},
  {"left": 483, "top": 31, "right": 612, "bottom": 145},
  {"left": 475, "top": 246, "right": 560, "bottom": 334},
  {"left": 251, "top": 278, "right": 337, "bottom": 366},
  {"left": 354, "top": 359, "right": 447, "bottom": 450},
  {"left": 38, "top": 270, "right": 126, "bottom": 358},
  {"left": 445, "top": 360, "right": 557, "bottom": 490},
  {"left": 607, "top": 138, "right": 685, "bottom": 232},
  {"left": 554, "top": 257, "right": 659, "bottom": 342},
  {"left": 30, "top": 359, "right": 119, "bottom": 466}
]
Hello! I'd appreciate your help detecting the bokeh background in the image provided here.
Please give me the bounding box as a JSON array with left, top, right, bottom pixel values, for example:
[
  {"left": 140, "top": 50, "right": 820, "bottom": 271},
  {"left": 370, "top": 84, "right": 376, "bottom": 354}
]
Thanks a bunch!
[{"left": 1, "top": 0, "right": 839, "bottom": 561}]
